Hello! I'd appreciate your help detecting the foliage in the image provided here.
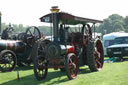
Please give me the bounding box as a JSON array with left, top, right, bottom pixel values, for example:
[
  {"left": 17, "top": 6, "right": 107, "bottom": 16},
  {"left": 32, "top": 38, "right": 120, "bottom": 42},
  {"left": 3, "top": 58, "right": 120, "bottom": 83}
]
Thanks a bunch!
[
  {"left": 96, "top": 14, "right": 128, "bottom": 35},
  {"left": 38, "top": 26, "right": 51, "bottom": 36},
  {"left": 1, "top": 14, "right": 128, "bottom": 36},
  {"left": 124, "top": 16, "right": 128, "bottom": 32},
  {"left": 1, "top": 23, "right": 26, "bottom": 34},
  {"left": 1, "top": 23, "right": 51, "bottom": 36}
]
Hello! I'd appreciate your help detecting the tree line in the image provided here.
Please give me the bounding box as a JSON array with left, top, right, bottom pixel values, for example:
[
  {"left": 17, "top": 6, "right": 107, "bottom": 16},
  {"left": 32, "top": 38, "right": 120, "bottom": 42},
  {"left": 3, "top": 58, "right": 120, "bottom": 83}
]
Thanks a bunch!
[
  {"left": 1, "top": 23, "right": 51, "bottom": 36},
  {"left": 1, "top": 14, "right": 128, "bottom": 36},
  {"left": 96, "top": 14, "right": 128, "bottom": 35}
]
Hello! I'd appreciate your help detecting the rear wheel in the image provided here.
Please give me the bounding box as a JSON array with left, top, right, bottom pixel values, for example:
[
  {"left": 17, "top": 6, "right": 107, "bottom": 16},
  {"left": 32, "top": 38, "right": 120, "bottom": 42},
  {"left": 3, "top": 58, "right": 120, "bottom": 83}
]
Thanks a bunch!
[
  {"left": 0, "top": 50, "right": 17, "bottom": 72},
  {"left": 87, "top": 40, "right": 104, "bottom": 72},
  {"left": 65, "top": 53, "right": 79, "bottom": 80}
]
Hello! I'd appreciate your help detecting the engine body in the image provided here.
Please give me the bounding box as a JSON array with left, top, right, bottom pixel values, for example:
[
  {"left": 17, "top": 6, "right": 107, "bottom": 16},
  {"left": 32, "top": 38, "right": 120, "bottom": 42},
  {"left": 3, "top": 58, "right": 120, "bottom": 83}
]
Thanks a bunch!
[
  {"left": 46, "top": 42, "right": 75, "bottom": 59},
  {"left": 0, "top": 40, "right": 25, "bottom": 53}
]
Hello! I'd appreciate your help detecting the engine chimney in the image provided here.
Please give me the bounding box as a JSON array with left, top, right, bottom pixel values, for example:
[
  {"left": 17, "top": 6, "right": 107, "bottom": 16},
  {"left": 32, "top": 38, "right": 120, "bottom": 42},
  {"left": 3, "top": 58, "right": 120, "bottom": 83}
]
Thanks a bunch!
[{"left": 50, "top": 6, "right": 59, "bottom": 42}]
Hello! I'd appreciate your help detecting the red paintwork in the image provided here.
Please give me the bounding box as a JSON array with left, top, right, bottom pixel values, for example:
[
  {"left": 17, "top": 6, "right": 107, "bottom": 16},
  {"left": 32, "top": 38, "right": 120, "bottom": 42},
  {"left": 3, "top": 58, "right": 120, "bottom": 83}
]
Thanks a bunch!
[
  {"left": 67, "top": 45, "right": 75, "bottom": 54},
  {"left": 95, "top": 40, "right": 104, "bottom": 70},
  {"left": 67, "top": 53, "right": 79, "bottom": 79}
]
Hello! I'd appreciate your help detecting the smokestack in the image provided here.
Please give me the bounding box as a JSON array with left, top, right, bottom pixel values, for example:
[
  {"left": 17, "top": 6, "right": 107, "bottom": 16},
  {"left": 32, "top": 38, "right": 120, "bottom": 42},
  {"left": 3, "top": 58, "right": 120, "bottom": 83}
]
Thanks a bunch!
[{"left": 50, "top": 6, "right": 60, "bottom": 41}]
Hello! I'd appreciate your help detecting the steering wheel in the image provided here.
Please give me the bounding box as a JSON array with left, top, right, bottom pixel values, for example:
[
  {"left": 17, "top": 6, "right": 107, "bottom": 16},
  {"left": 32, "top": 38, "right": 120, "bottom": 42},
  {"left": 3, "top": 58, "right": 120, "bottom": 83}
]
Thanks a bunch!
[{"left": 24, "top": 26, "right": 41, "bottom": 47}]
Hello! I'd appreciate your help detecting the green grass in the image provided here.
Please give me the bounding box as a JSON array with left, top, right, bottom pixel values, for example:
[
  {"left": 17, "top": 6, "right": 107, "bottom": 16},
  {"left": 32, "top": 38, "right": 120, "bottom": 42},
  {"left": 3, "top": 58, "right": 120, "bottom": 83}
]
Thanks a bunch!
[{"left": 0, "top": 61, "right": 128, "bottom": 85}]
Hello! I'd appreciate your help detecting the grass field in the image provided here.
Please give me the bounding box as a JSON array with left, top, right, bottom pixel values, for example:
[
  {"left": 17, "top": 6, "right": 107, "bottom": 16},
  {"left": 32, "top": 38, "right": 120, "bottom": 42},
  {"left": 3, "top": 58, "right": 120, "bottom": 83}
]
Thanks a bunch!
[{"left": 0, "top": 61, "right": 128, "bottom": 85}]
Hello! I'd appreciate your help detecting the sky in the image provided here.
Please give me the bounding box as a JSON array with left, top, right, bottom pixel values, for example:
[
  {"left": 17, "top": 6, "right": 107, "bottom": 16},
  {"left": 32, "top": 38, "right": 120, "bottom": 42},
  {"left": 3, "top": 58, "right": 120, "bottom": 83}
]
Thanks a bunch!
[{"left": 0, "top": 0, "right": 128, "bottom": 26}]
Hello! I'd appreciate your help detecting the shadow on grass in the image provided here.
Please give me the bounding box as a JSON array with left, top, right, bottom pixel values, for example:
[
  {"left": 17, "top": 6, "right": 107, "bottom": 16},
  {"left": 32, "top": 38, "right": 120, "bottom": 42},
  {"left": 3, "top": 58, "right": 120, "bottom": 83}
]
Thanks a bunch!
[
  {"left": 0, "top": 66, "right": 33, "bottom": 74},
  {"left": 1, "top": 70, "right": 68, "bottom": 85},
  {"left": 14, "top": 66, "right": 33, "bottom": 71},
  {"left": 1, "top": 66, "right": 91, "bottom": 85},
  {"left": 79, "top": 67, "right": 91, "bottom": 74}
]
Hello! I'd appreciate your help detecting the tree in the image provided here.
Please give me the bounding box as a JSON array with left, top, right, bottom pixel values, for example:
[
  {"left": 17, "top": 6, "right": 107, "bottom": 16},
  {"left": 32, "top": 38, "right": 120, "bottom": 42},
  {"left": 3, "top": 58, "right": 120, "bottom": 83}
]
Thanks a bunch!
[
  {"left": 124, "top": 16, "right": 128, "bottom": 32},
  {"left": 97, "top": 14, "right": 125, "bottom": 34},
  {"left": 113, "top": 22, "right": 124, "bottom": 32}
]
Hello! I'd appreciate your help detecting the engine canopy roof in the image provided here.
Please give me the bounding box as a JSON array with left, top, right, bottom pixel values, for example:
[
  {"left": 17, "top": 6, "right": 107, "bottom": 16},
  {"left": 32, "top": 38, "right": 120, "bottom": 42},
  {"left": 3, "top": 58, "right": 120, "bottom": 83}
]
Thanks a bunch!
[{"left": 40, "top": 12, "right": 103, "bottom": 25}]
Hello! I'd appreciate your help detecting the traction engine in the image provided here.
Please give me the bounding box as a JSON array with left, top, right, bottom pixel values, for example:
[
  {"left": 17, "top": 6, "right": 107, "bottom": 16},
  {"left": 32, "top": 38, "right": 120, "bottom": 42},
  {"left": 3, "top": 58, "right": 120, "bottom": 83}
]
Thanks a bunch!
[{"left": 33, "top": 6, "right": 104, "bottom": 80}]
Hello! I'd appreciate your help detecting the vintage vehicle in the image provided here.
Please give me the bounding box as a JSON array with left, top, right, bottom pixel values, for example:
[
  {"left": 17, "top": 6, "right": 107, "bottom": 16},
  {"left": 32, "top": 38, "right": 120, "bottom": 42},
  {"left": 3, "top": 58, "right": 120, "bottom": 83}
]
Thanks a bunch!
[
  {"left": 107, "top": 36, "right": 128, "bottom": 60},
  {"left": 1, "top": 24, "right": 15, "bottom": 40},
  {"left": 103, "top": 32, "right": 128, "bottom": 57},
  {"left": 0, "top": 26, "right": 41, "bottom": 72},
  {"left": 33, "top": 6, "right": 104, "bottom": 80}
]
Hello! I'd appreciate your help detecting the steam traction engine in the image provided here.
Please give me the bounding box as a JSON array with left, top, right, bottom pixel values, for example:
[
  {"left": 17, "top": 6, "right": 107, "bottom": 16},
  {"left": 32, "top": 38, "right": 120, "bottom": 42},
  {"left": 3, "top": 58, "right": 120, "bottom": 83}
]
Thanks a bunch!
[
  {"left": 33, "top": 7, "right": 104, "bottom": 80},
  {"left": 0, "top": 26, "right": 41, "bottom": 72}
]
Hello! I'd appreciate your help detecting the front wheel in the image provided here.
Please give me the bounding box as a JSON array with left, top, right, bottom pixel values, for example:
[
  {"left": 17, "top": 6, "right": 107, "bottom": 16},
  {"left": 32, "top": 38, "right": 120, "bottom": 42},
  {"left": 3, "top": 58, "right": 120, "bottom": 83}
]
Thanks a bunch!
[
  {"left": 33, "top": 39, "right": 50, "bottom": 80},
  {"left": 65, "top": 53, "right": 79, "bottom": 80},
  {"left": 34, "top": 56, "right": 48, "bottom": 80}
]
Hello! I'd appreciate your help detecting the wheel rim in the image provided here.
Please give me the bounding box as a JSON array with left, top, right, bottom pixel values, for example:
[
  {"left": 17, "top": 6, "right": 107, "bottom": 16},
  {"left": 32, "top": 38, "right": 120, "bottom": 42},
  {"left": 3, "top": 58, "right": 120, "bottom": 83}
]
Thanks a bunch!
[
  {"left": 0, "top": 52, "right": 16, "bottom": 72},
  {"left": 66, "top": 54, "right": 79, "bottom": 79},
  {"left": 34, "top": 56, "right": 48, "bottom": 80},
  {"left": 94, "top": 40, "right": 104, "bottom": 70},
  {"left": 34, "top": 40, "right": 49, "bottom": 80}
]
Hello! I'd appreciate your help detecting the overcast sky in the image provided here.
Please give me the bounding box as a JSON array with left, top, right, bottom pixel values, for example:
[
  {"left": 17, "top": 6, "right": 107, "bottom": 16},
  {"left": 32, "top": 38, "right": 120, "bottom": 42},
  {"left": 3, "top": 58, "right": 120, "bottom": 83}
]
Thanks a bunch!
[{"left": 0, "top": 0, "right": 128, "bottom": 26}]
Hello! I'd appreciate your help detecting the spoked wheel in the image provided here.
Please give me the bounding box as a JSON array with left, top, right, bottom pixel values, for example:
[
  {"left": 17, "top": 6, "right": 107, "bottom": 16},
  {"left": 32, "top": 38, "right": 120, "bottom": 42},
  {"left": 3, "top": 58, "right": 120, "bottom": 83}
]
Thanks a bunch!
[
  {"left": 33, "top": 39, "right": 50, "bottom": 80},
  {"left": 95, "top": 40, "right": 104, "bottom": 70},
  {"left": 34, "top": 56, "right": 48, "bottom": 80},
  {"left": 0, "top": 50, "right": 17, "bottom": 72},
  {"left": 87, "top": 40, "right": 104, "bottom": 72},
  {"left": 25, "top": 26, "right": 41, "bottom": 47},
  {"left": 65, "top": 53, "right": 79, "bottom": 80}
]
